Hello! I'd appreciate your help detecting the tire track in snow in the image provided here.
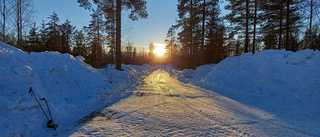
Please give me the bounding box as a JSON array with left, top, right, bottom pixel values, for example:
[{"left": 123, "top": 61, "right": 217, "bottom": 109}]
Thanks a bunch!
[{"left": 60, "top": 69, "right": 312, "bottom": 137}]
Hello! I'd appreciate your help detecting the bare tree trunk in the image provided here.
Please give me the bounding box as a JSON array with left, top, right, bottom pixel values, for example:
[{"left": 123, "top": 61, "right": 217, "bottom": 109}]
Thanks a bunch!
[
  {"left": 190, "top": 0, "right": 193, "bottom": 55},
  {"left": 14, "top": 0, "right": 34, "bottom": 48},
  {"left": 309, "top": 0, "right": 313, "bottom": 49},
  {"left": 190, "top": 0, "right": 195, "bottom": 68},
  {"left": 2, "top": 0, "right": 6, "bottom": 42},
  {"left": 245, "top": 0, "right": 249, "bottom": 53},
  {"left": 285, "top": 0, "right": 290, "bottom": 50},
  {"left": 111, "top": 3, "right": 116, "bottom": 64},
  {"left": 97, "top": 16, "right": 100, "bottom": 67},
  {"left": 168, "top": 27, "right": 174, "bottom": 64},
  {"left": 279, "top": 0, "right": 283, "bottom": 50},
  {"left": 116, "top": 0, "right": 121, "bottom": 70},
  {"left": 252, "top": 0, "right": 257, "bottom": 54},
  {"left": 201, "top": 0, "right": 205, "bottom": 64},
  {"left": 17, "top": 0, "right": 22, "bottom": 48}
]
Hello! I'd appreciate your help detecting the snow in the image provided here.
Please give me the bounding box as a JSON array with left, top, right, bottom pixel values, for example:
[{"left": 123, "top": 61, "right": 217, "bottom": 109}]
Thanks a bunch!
[
  {"left": 60, "top": 69, "right": 316, "bottom": 136},
  {"left": 0, "top": 42, "right": 151, "bottom": 137},
  {"left": 175, "top": 49, "right": 320, "bottom": 135},
  {"left": 1, "top": 41, "right": 319, "bottom": 136}
]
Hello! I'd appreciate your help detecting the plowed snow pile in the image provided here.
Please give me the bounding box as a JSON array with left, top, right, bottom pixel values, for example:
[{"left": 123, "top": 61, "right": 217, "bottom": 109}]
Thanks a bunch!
[
  {"left": 1, "top": 40, "right": 320, "bottom": 136},
  {"left": 0, "top": 42, "right": 150, "bottom": 137},
  {"left": 177, "top": 49, "right": 320, "bottom": 135}
]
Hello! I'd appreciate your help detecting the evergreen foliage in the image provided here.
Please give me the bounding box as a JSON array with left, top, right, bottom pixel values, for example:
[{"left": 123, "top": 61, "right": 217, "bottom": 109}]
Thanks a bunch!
[
  {"left": 1, "top": 0, "right": 319, "bottom": 69},
  {"left": 175, "top": 0, "right": 223, "bottom": 69}
]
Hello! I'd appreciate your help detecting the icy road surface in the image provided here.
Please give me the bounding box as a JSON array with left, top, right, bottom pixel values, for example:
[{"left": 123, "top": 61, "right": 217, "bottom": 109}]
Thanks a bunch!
[{"left": 61, "top": 69, "right": 309, "bottom": 137}]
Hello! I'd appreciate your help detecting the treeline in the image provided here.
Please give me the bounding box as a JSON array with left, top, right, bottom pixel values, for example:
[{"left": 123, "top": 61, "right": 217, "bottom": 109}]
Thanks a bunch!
[
  {"left": 164, "top": 0, "right": 320, "bottom": 69},
  {"left": 0, "top": 0, "right": 148, "bottom": 68},
  {"left": 1, "top": 0, "right": 320, "bottom": 69},
  {"left": 0, "top": 0, "right": 34, "bottom": 49},
  {"left": 1, "top": 10, "right": 113, "bottom": 68}
]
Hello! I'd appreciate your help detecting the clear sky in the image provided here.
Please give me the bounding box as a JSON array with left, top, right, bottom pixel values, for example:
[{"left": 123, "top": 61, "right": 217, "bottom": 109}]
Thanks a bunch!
[{"left": 33, "top": 0, "right": 179, "bottom": 50}]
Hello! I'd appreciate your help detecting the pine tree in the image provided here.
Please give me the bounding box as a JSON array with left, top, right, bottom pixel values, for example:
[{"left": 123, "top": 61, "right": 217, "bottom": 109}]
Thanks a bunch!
[
  {"left": 204, "top": 0, "right": 223, "bottom": 64},
  {"left": 225, "top": 0, "right": 251, "bottom": 53},
  {"left": 258, "top": 0, "right": 283, "bottom": 49},
  {"left": 165, "top": 26, "right": 177, "bottom": 64},
  {"left": 284, "top": 0, "right": 304, "bottom": 51},
  {"left": 177, "top": 0, "right": 204, "bottom": 68},
  {"left": 103, "top": 0, "right": 117, "bottom": 64},
  {"left": 259, "top": 0, "right": 303, "bottom": 51},
  {"left": 285, "top": 0, "right": 290, "bottom": 50},
  {"left": 124, "top": 41, "right": 134, "bottom": 64},
  {"left": 16, "top": 0, "right": 22, "bottom": 48},
  {"left": 262, "top": 28, "right": 277, "bottom": 50},
  {"left": 91, "top": 38, "right": 103, "bottom": 68},
  {"left": 116, "top": 0, "right": 121, "bottom": 69},
  {"left": 148, "top": 42, "right": 155, "bottom": 65},
  {"left": 301, "top": 0, "right": 320, "bottom": 50},
  {"left": 252, "top": 0, "right": 257, "bottom": 53},
  {"left": 78, "top": 0, "right": 148, "bottom": 70},
  {"left": 133, "top": 47, "right": 137, "bottom": 61},
  {"left": 308, "top": 0, "right": 314, "bottom": 49},
  {"left": 175, "top": 0, "right": 223, "bottom": 68},
  {"left": 86, "top": 8, "right": 105, "bottom": 68},
  {"left": 177, "top": 0, "right": 201, "bottom": 56}
]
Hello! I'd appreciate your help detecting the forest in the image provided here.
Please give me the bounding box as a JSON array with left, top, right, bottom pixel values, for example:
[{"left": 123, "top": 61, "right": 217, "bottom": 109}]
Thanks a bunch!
[{"left": 0, "top": 0, "right": 320, "bottom": 69}]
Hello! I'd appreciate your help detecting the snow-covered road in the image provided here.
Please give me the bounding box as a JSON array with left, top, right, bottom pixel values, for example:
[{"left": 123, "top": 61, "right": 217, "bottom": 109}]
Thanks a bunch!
[{"left": 60, "top": 69, "right": 310, "bottom": 137}]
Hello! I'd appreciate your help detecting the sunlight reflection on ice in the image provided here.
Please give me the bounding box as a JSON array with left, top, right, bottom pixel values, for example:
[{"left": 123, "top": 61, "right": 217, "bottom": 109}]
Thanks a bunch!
[{"left": 156, "top": 74, "right": 166, "bottom": 82}]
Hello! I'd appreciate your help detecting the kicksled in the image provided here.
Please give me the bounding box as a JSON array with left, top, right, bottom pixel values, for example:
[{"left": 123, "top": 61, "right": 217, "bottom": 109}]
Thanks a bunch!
[{"left": 28, "top": 87, "right": 58, "bottom": 130}]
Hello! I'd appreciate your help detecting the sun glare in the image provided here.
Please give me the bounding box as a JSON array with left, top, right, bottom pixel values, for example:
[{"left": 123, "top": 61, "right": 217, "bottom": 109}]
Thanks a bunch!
[{"left": 153, "top": 43, "right": 166, "bottom": 56}]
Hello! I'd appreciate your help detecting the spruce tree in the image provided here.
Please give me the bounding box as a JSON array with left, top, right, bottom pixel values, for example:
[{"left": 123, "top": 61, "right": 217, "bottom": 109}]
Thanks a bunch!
[
  {"left": 25, "top": 23, "right": 42, "bottom": 52},
  {"left": 72, "top": 30, "right": 88, "bottom": 57},
  {"left": 46, "top": 12, "right": 61, "bottom": 52},
  {"left": 60, "top": 19, "right": 75, "bottom": 53},
  {"left": 39, "top": 20, "right": 48, "bottom": 51}
]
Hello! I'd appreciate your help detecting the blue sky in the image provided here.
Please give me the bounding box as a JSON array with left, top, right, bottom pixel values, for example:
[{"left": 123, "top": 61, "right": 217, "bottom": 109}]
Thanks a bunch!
[{"left": 33, "top": 0, "right": 179, "bottom": 50}]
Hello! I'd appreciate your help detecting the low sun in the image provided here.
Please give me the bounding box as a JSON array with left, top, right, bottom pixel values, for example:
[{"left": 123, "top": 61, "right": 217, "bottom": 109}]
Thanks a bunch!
[{"left": 153, "top": 43, "right": 166, "bottom": 56}]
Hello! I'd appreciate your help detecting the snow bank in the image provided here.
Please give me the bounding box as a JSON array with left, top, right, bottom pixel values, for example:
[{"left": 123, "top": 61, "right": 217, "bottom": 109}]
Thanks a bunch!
[
  {"left": 176, "top": 49, "right": 320, "bottom": 135},
  {"left": 0, "top": 42, "right": 151, "bottom": 137},
  {"left": 202, "top": 50, "right": 320, "bottom": 99}
]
